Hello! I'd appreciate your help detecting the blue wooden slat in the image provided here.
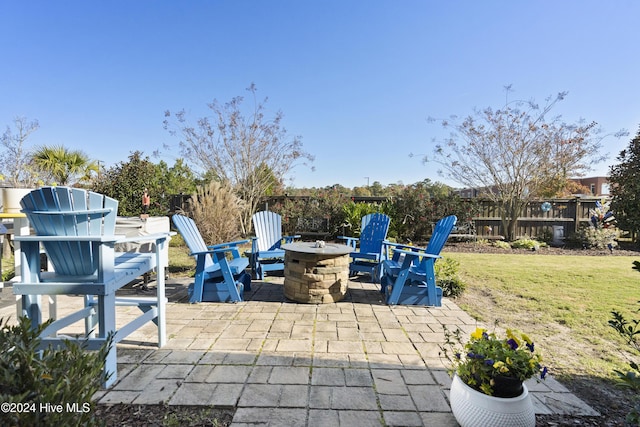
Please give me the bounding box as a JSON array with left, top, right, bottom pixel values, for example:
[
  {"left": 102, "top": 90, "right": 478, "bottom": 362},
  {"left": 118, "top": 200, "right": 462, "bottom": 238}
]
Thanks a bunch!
[
  {"left": 15, "top": 186, "right": 167, "bottom": 387},
  {"left": 23, "top": 188, "right": 69, "bottom": 274},
  {"left": 382, "top": 215, "right": 457, "bottom": 307},
  {"left": 253, "top": 211, "right": 283, "bottom": 252},
  {"left": 172, "top": 214, "right": 250, "bottom": 302},
  {"left": 339, "top": 213, "right": 390, "bottom": 282},
  {"left": 61, "top": 187, "right": 91, "bottom": 274},
  {"left": 248, "top": 211, "right": 298, "bottom": 279}
]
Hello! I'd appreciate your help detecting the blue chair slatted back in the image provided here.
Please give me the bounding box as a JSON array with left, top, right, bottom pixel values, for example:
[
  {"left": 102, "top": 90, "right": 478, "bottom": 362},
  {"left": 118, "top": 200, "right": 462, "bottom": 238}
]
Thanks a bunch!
[
  {"left": 20, "top": 187, "right": 118, "bottom": 277},
  {"left": 252, "top": 211, "right": 284, "bottom": 252},
  {"left": 172, "top": 214, "right": 214, "bottom": 270},
  {"left": 358, "top": 213, "right": 390, "bottom": 256},
  {"left": 425, "top": 215, "right": 457, "bottom": 257}
]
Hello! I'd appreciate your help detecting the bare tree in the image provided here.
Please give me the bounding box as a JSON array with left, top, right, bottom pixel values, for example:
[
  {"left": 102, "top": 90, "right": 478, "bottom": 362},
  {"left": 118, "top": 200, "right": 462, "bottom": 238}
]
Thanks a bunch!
[
  {"left": 0, "top": 117, "right": 40, "bottom": 187},
  {"left": 425, "top": 89, "right": 624, "bottom": 241},
  {"left": 163, "top": 84, "right": 314, "bottom": 234}
]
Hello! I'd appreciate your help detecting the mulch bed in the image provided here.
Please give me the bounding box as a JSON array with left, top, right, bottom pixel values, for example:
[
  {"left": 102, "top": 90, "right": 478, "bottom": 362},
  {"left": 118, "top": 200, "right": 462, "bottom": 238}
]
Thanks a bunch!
[
  {"left": 444, "top": 240, "right": 640, "bottom": 257},
  {"left": 93, "top": 404, "right": 234, "bottom": 426}
]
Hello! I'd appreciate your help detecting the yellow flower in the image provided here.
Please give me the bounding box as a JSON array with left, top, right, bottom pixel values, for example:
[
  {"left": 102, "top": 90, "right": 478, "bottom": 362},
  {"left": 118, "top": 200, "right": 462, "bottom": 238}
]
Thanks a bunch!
[
  {"left": 521, "top": 333, "right": 532, "bottom": 345},
  {"left": 506, "top": 356, "right": 513, "bottom": 366},
  {"left": 471, "top": 327, "right": 485, "bottom": 340},
  {"left": 493, "top": 361, "right": 509, "bottom": 373}
]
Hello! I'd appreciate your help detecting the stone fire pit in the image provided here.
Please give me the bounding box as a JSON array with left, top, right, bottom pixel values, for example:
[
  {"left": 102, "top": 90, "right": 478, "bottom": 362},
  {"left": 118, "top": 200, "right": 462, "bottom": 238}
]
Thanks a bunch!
[{"left": 281, "top": 242, "right": 352, "bottom": 303}]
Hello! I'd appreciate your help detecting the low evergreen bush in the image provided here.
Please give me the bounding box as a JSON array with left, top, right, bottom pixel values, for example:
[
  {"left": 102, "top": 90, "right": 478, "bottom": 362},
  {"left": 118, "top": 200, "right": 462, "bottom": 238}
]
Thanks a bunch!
[
  {"left": 492, "top": 240, "right": 511, "bottom": 250},
  {"left": 511, "top": 237, "right": 545, "bottom": 251},
  {"left": 436, "top": 256, "right": 466, "bottom": 298},
  {"left": 577, "top": 199, "right": 619, "bottom": 250},
  {"left": 608, "top": 261, "right": 640, "bottom": 424},
  {"left": 0, "top": 317, "right": 111, "bottom": 426}
]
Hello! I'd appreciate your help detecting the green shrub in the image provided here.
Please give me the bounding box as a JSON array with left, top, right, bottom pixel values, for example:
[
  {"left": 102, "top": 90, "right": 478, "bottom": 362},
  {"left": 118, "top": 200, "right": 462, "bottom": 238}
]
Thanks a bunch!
[
  {"left": 341, "top": 201, "right": 383, "bottom": 236},
  {"left": 1, "top": 265, "right": 15, "bottom": 282},
  {"left": 492, "top": 240, "right": 511, "bottom": 250},
  {"left": 511, "top": 237, "right": 546, "bottom": 251},
  {"left": 0, "top": 317, "right": 111, "bottom": 426},
  {"left": 537, "top": 227, "right": 554, "bottom": 244},
  {"left": 269, "top": 189, "right": 350, "bottom": 239},
  {"left": 577, "top": 199, "right": 620, "bottom": 250},
  {"left": 1, "top": 251, "right": 15, "bottom": 281},
  {"left": 576, "top": 225, "right": 619, "bottom": 250},
  {"left": 609, "top": 263, "right": 640, "bottom": 425},
  {"left": 436, "top": 256, "right": 466, "bottom": 298}
]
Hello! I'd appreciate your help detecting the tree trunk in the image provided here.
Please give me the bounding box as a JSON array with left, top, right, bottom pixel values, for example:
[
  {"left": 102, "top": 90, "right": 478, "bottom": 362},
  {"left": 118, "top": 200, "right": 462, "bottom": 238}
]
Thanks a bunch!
[{"left": 499, "top": 199, "right": 525, "bottom": 241}]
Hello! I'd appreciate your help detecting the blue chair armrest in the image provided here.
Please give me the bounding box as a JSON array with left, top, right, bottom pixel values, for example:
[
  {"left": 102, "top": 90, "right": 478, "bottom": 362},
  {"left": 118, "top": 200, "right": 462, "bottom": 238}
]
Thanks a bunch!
[
  {"left": 384, "top": 241, "right": 424, "bottom": 262},
  {"left": 283, "top": 234, "right": 301, "bottom": 243},
  {"left": 383, "top": 241, "right": 422, "bottom": 252},
  {"left": 338, "top": 236, "right": 359, "bottom": 249},
  {"left": 191, "top": 246, "right": 247, "bottom": 257},
  {"left": 208, "top": 239, "right": 250, "bottom": 250},
  {"left": 207, "top": 239, "right": 250, "bottom": 259},
  {"left": 390, "top": 248, "right": 442, "bottom": 261}
]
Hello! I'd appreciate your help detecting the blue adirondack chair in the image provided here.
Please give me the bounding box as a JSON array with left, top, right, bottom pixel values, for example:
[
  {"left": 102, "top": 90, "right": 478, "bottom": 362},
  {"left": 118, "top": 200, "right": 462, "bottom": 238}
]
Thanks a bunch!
[
  {"left": 381, "top": 215, "right": 457, "bottom": 306},
  {"left": 13, "top": 187, "right": 169, "bottom": 387},
  {"left": 172, "top": 214, "right": 251, "bottom": 303},
  {"left": 338, "top": 213, "right": 391, "bottom": 282},
  {"left": 248, "top": 211, "right": 299, "bottom": 280}
]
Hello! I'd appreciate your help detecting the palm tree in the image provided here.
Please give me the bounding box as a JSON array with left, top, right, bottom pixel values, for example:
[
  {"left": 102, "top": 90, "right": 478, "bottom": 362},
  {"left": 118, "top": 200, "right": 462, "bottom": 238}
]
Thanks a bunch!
[{"left": 32, "top": 145, "right": 99, "bottom": 186}]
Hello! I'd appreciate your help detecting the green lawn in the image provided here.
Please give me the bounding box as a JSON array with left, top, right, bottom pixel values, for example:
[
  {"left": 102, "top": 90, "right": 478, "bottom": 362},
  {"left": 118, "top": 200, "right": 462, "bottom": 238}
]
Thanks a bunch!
[
  {"left": 168, "top": 242, "right": 196, "bottom": 277},
  {"left": 442, "top": 251, "right": 639, "bottom": 381}
]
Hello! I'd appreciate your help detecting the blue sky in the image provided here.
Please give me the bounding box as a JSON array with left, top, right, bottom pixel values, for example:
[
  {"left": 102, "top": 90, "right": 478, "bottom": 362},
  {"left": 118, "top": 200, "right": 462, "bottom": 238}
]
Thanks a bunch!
[{"left": 1, "top": 1, "right": 639, "bottom": 189}]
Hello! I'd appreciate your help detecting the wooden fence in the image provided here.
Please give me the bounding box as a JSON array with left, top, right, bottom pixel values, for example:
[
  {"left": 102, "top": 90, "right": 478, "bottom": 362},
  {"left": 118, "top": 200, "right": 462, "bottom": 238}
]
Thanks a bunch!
[
  {"left": 471, "top": 197, "right": 604, "bottom": 241},
  {"left": 172, "top": 193, "right": 608, "bottom": 242}
]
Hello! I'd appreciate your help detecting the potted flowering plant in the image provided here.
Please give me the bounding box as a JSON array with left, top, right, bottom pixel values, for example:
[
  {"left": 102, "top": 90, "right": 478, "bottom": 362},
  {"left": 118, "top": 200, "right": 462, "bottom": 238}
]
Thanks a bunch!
[
  {"left": 440, "top": 326, "right": 547, "bottom": 427},
  {"left": 441, "top": 326, "right": 547, "bottom": 397}
]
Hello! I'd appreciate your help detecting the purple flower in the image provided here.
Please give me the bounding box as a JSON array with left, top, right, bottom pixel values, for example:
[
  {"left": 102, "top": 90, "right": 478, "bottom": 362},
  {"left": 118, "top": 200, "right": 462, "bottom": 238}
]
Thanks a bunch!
[
  {"left": 541, "top": 366, "right": 548, "bottom": 379},
  {"left": 526, "top": 342, "right": 535, "bottom": 352},
  {"left": 507, "top": 338, "right": 518, "bottom": 350},
  {"left": 484, "top": 359, "right": 494, "bottom": 366}
]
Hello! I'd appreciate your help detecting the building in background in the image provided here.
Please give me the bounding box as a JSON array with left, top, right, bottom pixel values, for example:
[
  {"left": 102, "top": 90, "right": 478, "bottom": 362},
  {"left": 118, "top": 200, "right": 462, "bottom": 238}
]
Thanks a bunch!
[{"left": 572, "top": 176, "right": 609, "bottom": 196}]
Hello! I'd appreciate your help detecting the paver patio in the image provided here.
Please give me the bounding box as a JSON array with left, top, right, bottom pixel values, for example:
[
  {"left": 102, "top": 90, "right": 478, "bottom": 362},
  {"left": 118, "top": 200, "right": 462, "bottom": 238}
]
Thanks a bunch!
[{"left": 0, "top": 276, "right": 599, "bottom": 426}]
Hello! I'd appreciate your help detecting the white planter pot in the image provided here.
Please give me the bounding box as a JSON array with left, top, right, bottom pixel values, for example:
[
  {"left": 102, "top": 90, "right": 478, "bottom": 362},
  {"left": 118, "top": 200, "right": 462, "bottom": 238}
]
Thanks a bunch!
[
  {"left": 2, "top": 188, "right": 33, "bottom": 214},
  {"left": 449, "top": 374, "right": 535, "bottom": 427}
]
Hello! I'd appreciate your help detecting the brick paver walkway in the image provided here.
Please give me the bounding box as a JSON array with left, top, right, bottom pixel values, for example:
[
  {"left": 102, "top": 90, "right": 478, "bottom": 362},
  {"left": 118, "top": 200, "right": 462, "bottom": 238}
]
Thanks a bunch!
[{"left": 0, "top": 277, "right": 599, "bottom": 426}]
